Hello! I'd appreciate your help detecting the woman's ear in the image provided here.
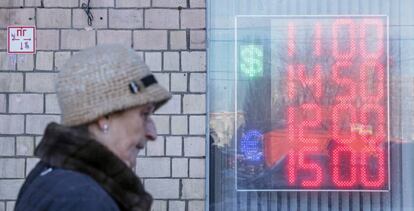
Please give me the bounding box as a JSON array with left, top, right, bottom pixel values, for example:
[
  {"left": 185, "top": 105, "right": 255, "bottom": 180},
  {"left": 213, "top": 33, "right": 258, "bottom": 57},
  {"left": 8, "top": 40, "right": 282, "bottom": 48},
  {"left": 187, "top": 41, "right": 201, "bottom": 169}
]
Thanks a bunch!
[{"left": 96, "top": 116, "right": 110, "bottom": 133}]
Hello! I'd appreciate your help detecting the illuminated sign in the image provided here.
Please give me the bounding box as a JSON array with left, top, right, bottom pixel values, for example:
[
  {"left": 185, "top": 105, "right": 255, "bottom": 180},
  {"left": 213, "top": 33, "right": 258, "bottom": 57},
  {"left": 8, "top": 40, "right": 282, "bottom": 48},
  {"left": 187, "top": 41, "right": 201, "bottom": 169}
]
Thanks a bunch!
[
  {"left": 240, "top": 130, "right": 264, "bottom": 161},
  {"left": 239, "top": 44, "right": 264, "bottom": 78},
  {"left": 236, "top": 16, "right": 389, "bottom": 191}
]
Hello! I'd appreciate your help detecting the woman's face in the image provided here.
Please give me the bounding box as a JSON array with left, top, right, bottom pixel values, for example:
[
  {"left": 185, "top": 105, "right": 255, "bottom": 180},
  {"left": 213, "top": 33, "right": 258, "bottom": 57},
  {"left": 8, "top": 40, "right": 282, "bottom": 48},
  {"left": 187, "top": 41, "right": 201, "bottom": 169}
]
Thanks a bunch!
[{"left": 102, "top": 104, "right": 156, "bottom": 168}]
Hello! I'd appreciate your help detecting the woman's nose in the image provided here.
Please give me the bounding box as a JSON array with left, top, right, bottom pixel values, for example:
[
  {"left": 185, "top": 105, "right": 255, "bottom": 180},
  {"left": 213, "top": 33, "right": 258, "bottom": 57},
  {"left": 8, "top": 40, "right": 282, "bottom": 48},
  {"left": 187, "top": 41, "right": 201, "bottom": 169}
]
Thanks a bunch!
[{"left": 145, "top": 118, "right": 157, "bottom": 141}]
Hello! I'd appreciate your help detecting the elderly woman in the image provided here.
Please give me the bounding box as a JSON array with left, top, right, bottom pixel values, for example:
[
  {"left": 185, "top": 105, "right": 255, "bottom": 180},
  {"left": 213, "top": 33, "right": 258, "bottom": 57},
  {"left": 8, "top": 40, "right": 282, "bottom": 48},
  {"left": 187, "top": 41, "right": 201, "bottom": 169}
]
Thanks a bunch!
[{"left": 15, "top": 45, "right": 171, "bottom": 211}]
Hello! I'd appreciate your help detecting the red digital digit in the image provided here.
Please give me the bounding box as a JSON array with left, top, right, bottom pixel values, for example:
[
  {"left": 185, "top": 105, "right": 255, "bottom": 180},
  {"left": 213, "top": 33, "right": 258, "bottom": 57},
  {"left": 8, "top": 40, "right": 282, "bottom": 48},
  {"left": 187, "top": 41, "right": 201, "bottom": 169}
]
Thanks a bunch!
[
  {"left": 298, "top": 147, "right": 323, "bottom": 187},
  {"left": 332, "top": 103, "right": 357, "bottom": 144},
  {"left": 332, "top": 19, "right": 356, "bottom": 60},
  {"left": 332, "top": 60, "right": 356, "bottom": 102},
  {"left": 299, "top": 103, "right": 322, "bottom": 144},
  {"left": 360, "top": 104, "right": 386, "bottom": 144},
  {"left": 360, "top": 60, "right": 385, "bottom": 103},
  {"left": 360, "top": 146, "right": 386, "bottom": 188},
  {"left": 360, "top": 19, "right": 384, "bottom": 59},
  {"left": 332, "top": 146, "right": 358, "bottom": 187},
  {"left": 287, "top": 64, "right": 297, "bottom": 100},
  {"left": 287, "top": 150, "right": 296, "bottom": 185}
]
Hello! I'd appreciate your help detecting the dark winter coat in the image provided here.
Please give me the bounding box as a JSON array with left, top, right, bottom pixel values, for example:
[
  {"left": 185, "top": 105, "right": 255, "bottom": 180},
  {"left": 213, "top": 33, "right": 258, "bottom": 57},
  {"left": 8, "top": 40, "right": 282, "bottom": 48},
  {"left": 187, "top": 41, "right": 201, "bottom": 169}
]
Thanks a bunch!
[{"left": 15, "top": 123, "right": 153, "bottom": 211}]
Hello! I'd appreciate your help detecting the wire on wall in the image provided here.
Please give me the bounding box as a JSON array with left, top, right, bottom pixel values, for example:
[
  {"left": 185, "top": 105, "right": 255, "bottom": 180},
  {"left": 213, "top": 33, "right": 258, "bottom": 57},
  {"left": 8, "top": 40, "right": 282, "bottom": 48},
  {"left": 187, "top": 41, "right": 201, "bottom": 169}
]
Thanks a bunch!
[{"left": 81, "top": 0, "right": 94, "bottom": 26}]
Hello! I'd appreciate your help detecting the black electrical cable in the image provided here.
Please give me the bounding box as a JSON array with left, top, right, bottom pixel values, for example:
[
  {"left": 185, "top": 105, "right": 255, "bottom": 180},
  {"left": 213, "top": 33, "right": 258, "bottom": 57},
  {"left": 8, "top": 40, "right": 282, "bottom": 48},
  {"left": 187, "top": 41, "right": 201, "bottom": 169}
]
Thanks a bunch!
[{"left": 81, "top": 0, "right": 94, "bottom": 26}]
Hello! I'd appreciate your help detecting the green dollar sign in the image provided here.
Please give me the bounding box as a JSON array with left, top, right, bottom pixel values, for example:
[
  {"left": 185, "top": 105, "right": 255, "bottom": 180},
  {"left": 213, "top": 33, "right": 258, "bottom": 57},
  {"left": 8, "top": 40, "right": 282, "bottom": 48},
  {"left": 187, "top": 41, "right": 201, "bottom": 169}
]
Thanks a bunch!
[{"left": 240, "top": 45, "right": 263, "bottom": 78}]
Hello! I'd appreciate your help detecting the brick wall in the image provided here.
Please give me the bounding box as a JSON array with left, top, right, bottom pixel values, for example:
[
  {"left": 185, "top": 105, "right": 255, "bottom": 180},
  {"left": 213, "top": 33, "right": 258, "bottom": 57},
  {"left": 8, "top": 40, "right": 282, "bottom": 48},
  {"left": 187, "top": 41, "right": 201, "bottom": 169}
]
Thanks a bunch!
[{"left": 0, "top": 0, "right": 206, "bottom": 210}]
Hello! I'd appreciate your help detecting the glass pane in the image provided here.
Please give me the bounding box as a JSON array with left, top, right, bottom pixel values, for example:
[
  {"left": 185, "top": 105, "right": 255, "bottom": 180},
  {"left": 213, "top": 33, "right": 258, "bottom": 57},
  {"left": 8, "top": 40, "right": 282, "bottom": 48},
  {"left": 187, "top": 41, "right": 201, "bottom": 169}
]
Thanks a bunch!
[{"left": 208, "top": 0, "right": 414, "bottom": 210}]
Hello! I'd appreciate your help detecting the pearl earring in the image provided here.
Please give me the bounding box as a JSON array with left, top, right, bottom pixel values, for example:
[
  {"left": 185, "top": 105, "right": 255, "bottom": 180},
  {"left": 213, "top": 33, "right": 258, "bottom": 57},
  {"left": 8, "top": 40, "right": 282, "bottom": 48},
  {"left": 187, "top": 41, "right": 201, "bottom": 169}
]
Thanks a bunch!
[{"left": 103, "top": 124, "right": 109, "bottom": 133}]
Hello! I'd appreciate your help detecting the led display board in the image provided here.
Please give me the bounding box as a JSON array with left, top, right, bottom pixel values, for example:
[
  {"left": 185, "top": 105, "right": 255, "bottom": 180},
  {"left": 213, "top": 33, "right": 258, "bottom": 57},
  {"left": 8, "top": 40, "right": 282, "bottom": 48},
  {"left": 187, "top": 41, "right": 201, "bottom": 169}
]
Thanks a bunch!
[{"left": 236, "top": 16, "right": 389, "bottom": 191}]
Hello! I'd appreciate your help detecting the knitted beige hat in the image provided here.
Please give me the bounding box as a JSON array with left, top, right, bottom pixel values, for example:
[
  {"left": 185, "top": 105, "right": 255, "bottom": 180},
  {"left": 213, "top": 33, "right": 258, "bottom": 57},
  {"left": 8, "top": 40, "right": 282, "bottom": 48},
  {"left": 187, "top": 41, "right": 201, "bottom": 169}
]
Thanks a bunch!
[{"left": 56, "top": 44, "right": 172, "bottom": 126}]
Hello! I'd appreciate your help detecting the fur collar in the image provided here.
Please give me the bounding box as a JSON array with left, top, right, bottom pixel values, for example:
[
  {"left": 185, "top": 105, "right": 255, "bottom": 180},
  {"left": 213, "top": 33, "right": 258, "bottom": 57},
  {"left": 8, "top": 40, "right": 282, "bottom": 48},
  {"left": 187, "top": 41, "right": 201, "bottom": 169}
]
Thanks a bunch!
[{"left": 35, "top": 123, "right": 153, "bottom": 211}]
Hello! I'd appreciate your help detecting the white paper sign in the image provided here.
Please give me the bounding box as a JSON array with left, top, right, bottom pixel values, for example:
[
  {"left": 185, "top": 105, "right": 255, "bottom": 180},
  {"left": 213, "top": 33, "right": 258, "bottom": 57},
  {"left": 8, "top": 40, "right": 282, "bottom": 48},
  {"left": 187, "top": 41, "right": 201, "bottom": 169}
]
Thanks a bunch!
[{"left": 7, "top": 26, "right": 36, "bottom": 54}]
